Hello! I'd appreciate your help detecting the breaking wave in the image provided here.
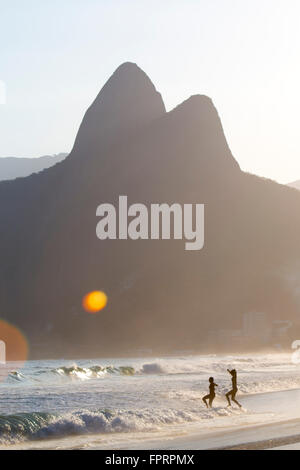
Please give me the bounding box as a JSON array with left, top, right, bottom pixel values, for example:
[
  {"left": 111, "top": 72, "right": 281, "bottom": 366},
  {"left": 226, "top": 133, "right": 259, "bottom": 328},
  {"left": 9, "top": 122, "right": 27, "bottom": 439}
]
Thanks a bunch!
[
  {"left": 5, "top": 354, "right": 297, "bottom": 385},
  {"left": 0, "top": 406, "right": 245, "bottom": 445},
  {"left": 7, "top": 371, "right": 26, "bottom": 382},
  {"left": 53, "top": 365, "right": 135, "bottom": 379}
]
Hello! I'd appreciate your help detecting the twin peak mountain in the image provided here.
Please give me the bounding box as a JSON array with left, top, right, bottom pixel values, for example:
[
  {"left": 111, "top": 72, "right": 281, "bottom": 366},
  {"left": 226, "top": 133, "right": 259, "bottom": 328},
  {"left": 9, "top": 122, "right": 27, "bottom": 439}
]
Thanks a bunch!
[{"left": 0, "top": 63, "right": 299, "bottom": 357}]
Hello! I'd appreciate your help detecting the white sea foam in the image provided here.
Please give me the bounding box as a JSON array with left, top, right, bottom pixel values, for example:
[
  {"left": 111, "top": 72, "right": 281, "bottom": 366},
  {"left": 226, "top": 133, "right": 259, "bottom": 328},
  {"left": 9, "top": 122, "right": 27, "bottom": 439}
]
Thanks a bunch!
[{"left": 0, "top": 405, "right": 248, "bottom": 445}]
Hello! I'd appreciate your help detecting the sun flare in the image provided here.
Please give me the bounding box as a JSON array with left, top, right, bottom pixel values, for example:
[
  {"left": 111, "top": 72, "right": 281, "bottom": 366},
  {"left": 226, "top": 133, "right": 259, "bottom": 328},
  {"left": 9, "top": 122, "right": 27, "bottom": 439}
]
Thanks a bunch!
[{"left": 82, "top": 290, "right": 108, "bottom": 313}]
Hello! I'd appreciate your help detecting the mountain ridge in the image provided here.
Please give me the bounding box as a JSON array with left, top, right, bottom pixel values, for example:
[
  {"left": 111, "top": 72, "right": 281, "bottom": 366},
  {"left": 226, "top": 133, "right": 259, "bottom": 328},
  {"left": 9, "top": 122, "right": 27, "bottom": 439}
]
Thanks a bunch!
[
  {"left": 1, "top": 63, "right": 300, "bottom": 358},
  {"left": 0, "top": 153, "right": 67, "bottom": 181}
]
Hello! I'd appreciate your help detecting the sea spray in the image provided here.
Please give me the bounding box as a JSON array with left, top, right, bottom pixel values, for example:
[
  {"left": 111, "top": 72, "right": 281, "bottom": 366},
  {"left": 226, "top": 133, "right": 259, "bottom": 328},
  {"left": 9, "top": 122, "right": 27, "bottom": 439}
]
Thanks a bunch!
[{"left": 0, "top": 406, "right": 245, "bottom": 445}]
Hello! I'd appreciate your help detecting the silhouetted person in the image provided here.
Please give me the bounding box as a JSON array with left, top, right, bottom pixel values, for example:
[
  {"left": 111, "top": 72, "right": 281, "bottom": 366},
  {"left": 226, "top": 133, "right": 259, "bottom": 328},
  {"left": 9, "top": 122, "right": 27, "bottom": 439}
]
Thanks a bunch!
[
  {"left": 202, "top": 377, "right": 218, "bottom": 408},
  {"left": 226, "top": 369, "right": 242, "bottom": 408}
]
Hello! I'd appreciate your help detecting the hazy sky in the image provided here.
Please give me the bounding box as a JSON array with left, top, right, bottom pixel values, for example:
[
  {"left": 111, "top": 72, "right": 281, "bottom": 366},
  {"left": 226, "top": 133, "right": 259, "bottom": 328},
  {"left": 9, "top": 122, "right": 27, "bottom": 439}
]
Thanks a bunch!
[{"left": 1, "top": 0, "right": 300, "bottom": 183}]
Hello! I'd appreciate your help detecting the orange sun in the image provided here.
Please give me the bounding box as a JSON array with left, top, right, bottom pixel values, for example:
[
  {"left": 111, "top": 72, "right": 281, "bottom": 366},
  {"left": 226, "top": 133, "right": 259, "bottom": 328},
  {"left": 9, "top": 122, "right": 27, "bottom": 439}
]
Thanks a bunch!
[{"left": 82, "top": 290, "right": 108, "bottom": 313}]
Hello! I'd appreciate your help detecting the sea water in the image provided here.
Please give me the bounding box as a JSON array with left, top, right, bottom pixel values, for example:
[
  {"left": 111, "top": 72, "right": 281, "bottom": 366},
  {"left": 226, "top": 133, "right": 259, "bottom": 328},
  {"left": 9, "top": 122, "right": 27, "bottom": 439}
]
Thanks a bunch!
[{"left": 0, "top": 353, "right": 299, "bottom": 448}]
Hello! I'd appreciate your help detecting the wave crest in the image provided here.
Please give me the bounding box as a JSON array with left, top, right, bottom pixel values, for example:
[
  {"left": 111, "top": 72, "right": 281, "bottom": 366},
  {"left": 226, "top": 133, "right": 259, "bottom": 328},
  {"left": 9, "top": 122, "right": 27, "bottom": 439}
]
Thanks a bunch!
[{"left": 0, "top": 406, "right": 244, "bottom": 445}]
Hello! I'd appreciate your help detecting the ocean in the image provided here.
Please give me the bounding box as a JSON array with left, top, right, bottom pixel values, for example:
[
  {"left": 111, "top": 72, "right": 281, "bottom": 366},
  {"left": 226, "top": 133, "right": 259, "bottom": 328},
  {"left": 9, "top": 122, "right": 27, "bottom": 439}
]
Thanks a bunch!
[{"left": 0, "top": 353, "right": 299, "bottom": 449}]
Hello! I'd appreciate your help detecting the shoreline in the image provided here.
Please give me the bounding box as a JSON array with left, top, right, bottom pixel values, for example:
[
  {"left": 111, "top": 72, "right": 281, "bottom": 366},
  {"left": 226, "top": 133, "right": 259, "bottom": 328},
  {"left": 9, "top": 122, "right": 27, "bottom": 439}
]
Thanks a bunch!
[
  {"left": 114, "top": 416, "right": 300, "bottom": 451},
  {"left": 217, "top": 433, "right": 300, "bottom": 450}
]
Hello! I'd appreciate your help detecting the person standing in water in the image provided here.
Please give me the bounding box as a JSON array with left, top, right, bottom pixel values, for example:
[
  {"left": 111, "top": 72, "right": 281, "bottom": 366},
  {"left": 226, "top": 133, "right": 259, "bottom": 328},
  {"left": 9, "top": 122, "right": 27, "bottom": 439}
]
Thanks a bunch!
[
  {"left": 202, "top": 377, "right": 218, "bottom": 408},
  {"left": 225, "top": 369, "right": 242, "bottom": 408}
]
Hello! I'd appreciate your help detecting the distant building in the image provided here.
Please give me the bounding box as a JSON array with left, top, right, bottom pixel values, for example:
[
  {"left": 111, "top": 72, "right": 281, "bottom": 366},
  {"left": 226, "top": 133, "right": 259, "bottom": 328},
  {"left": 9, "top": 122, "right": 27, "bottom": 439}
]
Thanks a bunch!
[
  {"left": 207, "top": 312, "right": 293, "bottom": 349},
  {"left": 272, "top": 320, "right": 292, "bottom": 338},
  {"left": 207, "top": 328, "right": 245, "bottom": 348},
  {"left": 243, "top": 311, "right": 271, "bottom": 343}
]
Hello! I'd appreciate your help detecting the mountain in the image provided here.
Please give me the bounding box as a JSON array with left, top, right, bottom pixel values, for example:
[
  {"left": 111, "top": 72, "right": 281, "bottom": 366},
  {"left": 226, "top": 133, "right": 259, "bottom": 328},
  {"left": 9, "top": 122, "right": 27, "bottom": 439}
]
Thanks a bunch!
[
  {"left": 288, "top": 180, "right": 300, "bottom": 190},
  {"left": 0, "top": 153, "right": 67, "bottom": 181},
  {"left": 72, "top": 62, "right": 166, "bottom": 156},
  {"left": 1, "top": 62, "right": 300, "bottom": 358}
]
